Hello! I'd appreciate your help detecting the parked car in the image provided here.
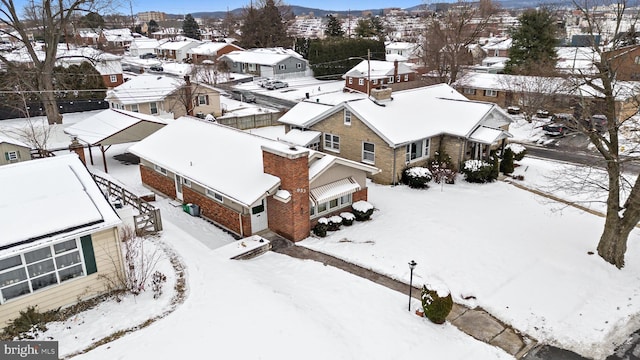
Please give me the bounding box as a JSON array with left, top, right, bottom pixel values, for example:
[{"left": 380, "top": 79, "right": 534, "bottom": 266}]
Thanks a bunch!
[
  {"left": 536, "top": 109, "right": 551, "bottom": 118},
  {"left": 542, "top": 122, "right": 572, "bottom": 136},
  {"left": 149, "top": 65, "right": 163, "bottom": 72},
  {"left": 140, "top": 53, "right": 157, "bottom": 59},
  {"left": 231, "top": 90, "right": 256, "bottom": 103},
  {"left": 265, "top": 80, "right": 288, "bottom": 90},
  {"left": 257, "top": 79, "right": 272, "bottom": 88},
  {"left": 507, "top": 106, "right": 521, "bottom": 115},
  {"left": 589, "top": 114, "right": 608, "bottom": 132}
]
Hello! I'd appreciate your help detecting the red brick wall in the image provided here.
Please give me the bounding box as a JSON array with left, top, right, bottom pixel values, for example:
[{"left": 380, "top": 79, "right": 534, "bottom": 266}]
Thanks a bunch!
[
  {"left": 352, "top": 188, "right": 368, "bottom": 203},
  {"left": 140, "top": 165, "right": 176, "bottom": 198},
  {"left": 182, "top": 187, "right": 250, "bottom": 236},
  {"left": 263, "top": 149, "right": 310, "bottom": 241}
]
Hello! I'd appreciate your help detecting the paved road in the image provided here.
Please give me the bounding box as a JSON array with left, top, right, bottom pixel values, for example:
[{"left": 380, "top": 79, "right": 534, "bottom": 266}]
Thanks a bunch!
[{"left": 523, "top": 143, "right": 640, "bottom": 175}]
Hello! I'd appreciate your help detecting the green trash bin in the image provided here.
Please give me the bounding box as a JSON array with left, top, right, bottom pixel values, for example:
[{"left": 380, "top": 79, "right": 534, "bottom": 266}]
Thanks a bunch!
[{"left": 182, "top": 203, "right": 190, "bottom": 213}]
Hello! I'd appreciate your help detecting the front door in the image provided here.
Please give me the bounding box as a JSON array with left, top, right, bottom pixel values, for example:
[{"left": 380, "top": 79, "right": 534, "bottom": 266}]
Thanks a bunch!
[
  {"left": 250, "top": 198, "right": 268, "bottom": 233},
  {"left": 175, "top": 175, "right": 183, "bottom": 201}
]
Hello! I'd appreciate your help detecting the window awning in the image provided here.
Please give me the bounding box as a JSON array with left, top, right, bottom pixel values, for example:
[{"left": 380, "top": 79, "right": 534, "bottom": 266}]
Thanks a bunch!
[{"left": 310, "top": 177, "right": 361, "bottom": 205}]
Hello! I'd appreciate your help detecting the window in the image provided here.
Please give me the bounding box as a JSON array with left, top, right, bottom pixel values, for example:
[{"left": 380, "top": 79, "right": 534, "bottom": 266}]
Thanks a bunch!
[
  {"left": 130, "top": 104, "right": 139, "bottom": 112},
  {"left": 324, "top": 133, "right": 340, "bottom": 152},
  {"left": 635, "top": 56, "right": 640, "bottom": 65},
  {"left": 484, "top": 89, "right": 498, "bottom": 97},
  {"left": 206, "top": 189, "right": 223, "bottom": 202},
  {"left": 0, "top": 238, "right": 87, "bottom": 303},
  {"left": 388, "top": 76, "right": 394, "bottom": 83},
  {"left": 494, "top": 49, "right": 499, "bottom": 57},
  {"left": 358, "top": 78, "right": 364, "bottom": 86},
  {"left": 404, "top": 74, "right": 409, "bottom": 81},
  {"left": 296, "top": 63, "right": 302, "bottom": 69},
  {"left": 348, "top": 77, "right": 353, "bottom": 85},
  {"left": 463, "top": 88, "right": 476, "bottom": 95},
  {"left": 372, "top": 79, "right": 378, "bottom": 85},
  {"left": 405, "top": 139, "right": 430, "bottom": 163},
  {"left": 279, "top": 64, "right": 286, "bottom": 70},
  {"left": 344, "top": 110, "right": 352, "bottom": 125},
  {"left": 5, "top": 151, "right": 18, "bottom": 161},
  {"left": 198, "top": 95, "right": 208, "bottom": 105},
  {"left": 154, "top": 164, "right": 167, "bottom": 175},
  {"left": 109, "top": 75, "right": 117, "bottom": 83},
  {"left": 309, "top": 193, "right": 352, "bottom": 218},
  {"left": 362, "top": 142, "right": 375, "bottom": 164},
  {"left": 396, "top": 75, "right": 400, "bottom": 82},
  {"left": 183, "top": 178, "right": 191, "bottom": 187},
  {"left": 149, "top": 102, "right": 158, "bottom": 114}
]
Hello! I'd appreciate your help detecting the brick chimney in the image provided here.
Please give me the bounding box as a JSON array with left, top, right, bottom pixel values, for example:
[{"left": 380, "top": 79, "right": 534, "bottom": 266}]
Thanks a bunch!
[
  {"left": 371, "top": 87, "right": 392, "bottom": 101},
  {"left": 69, "top": 136, "right": 86, "bottom": 165},
  {"left": 262, "top": 145, "right": 310, "bottom": 241},
  {"left": 394, "top": 59, "right": 399, "bottom": 81}
]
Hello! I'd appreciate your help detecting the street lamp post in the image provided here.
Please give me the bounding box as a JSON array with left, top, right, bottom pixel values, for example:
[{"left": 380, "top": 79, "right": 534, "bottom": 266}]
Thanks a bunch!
[{"left": 408, "top": 260, "right": 417, "bottom": 311}]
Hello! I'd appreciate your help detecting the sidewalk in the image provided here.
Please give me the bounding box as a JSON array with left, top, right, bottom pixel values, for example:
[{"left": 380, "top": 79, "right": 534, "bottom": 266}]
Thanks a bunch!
[{"left": 264, "top": 233, "right": 537, "bottom": 358}]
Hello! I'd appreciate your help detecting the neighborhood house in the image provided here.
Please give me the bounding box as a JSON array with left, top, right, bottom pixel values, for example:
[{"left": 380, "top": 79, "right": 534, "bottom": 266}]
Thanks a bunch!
[
  {"left": 129, "top": 117, "right": 379, "bottom": 242},
  {"left": 278, "top": 84, "right": 513, "bottom": 185},
  {"left": 0, "top": 155, "right": 125, "bottom": 325}
]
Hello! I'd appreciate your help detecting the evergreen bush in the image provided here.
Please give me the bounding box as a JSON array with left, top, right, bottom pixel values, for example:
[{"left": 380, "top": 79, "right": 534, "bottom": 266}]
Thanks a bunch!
[
  {"left": 313, "top": 218, "right": 329, "bottom": 237},
  {"left": 505, "top": 143, "right": 527, "bottom": 161},
  {"left": 427, "top": 151, "right": 457, "bottom": 184},
  {"left": 401, "top": 166, "right": 432, "bottom": 189},
  {"left": 340, "top": 212, "right": 355, "bottom": 226},
  {"left": 421, "top": 285, "right": 453, "bottom": 325},
  {"left": 352, "top": 201, "right": 374, "bottom": 221},
  {"left": 327, "top": 215, "right": 342, "bottom": 231},
  {"left": 500, "top": 148, "right": 515, "bottom": 174},
  {"left": 462, "top": 160, "right": 496, "bottom": 183}
]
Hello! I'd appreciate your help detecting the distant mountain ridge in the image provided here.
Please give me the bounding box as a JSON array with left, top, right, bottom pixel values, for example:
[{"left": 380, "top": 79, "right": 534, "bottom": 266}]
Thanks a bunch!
[{"left": 184, "top": 0, "right": 575, "bottom": 19}]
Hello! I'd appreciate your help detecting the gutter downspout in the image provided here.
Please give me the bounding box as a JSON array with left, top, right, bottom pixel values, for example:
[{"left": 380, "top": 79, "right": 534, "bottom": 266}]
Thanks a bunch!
[
  {"left": 392, "top": 147, "right": 397, "bottom": 186},
  {"left": 238, "top": 212, "right": 244, "bottom": 237}
]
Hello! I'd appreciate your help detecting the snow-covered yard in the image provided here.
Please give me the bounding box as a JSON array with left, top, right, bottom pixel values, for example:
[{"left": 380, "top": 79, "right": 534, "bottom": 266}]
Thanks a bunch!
[{"left": 4, "top": 112, "right": 640, "bottom": 359}]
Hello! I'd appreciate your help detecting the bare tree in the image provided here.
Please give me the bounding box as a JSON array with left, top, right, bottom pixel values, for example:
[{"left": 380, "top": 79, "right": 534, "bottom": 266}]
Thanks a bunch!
[
  {"left": 0, "top": 0, "right": 112, "bottom": 125},
  {"left": 498, "top": 74, "right": 572, "bottom": 122},
  {"left": 422, "top": 0, "right": 498, "bottom": 84},
  {"left": 564, "top": 0, "right": 640, "bottom": 268}
]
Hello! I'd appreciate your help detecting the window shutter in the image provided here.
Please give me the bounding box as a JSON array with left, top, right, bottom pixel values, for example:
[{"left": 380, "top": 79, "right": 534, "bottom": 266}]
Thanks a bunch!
[
  {"left": 81, "top": 234, "right": 98, "bottom": 275},
  {"left": 4, "top": 152, "right": 8, "bottom": 161},
  {"left": 205, "top": 95, "right": 209, "bottom": 105}
]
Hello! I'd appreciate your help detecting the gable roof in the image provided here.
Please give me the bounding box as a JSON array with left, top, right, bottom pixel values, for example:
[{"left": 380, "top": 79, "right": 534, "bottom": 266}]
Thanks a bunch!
[
  {"left": 220, "top": 49, "right": 305, "bottom": 66},
  {"left": 279, "top": 84, "right": 510, "bottom": 147},
  {"left": 0, "top": 154, "right": 121, "bottom": 256},
  {"left": 188, "top": 42, "right": 242, "bottom": 55},
  {"left": 343, "top": 60, "right": 415, "bottom": 79},
  {"left": 106, "top": 74, "right": 184, "bottom": 105},
  {"left": 0, "top": 134, "right": 30, "bottom": 148},
  {"left": 64, "top": 109, "right": 168, "bottom": 145},
  {"left": 128, "top": 117, "right": 378, "bottom": 208}
]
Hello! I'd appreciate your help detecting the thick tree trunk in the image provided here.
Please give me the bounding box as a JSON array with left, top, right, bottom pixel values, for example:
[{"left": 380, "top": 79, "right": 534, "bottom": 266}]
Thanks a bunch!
[
  {"left": 38, "top": 62, "right": 62, "bottom": 125},
  {"left": 597, "top": 215, "right": 628, "bottom": 269}
]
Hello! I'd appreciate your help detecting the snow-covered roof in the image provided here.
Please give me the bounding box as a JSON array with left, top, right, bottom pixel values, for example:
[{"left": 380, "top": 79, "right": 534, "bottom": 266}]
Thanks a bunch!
[
  {"left": 278, "top": 101, "right": 333, "bottom": 126},
  {"left": 188, "top": 42, "right": 240, "bottom": 55},
  {"left": 102, "top": 28, "right": 134, "bottom": 42},
  {"left": 0, "top": 154, "right": 121, "bottom": 256},
  {"left": 280, "top": 84, "right": 509, "bottom": 147},
  {"left": 128, "top": 117, "right": 282, "bottom": 207},
  {"left": 386, "top": 42, "right": 418, "bottom": 51},
  {"left": 106, "top": 74, "right": 183, "bottom": 105},
  {"left": 220, "top": 49, "right": 305, "bottom": 66},
  {"left": 343, "top": 60, "right": 415, "bottom": 79},
  {"left": 0, "top": 133, "right": 30, "bottom": 148},
  {"left": 64, "top": 109, "right": 168, "bottom": 145},
  {"left": 158, "top": 39, "right": 201, "bottom": 50},
  {"left": 279, "top": 129, "right": 321, "bottom": 147},
  {"left": 130, "top": 38, "right": 160, "bottom": 49},
  {"left": 482, "top": 38, "right": 512, "bottom": 50},
  {"left": 56, "top": 47, "right": 122, "bottom": 75}
]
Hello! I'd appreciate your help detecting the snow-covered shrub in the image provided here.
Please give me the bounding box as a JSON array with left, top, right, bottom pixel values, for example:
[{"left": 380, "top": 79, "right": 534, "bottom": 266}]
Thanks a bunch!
[
  {"left": 462, "top": 160, "right": 497, "bottom": 183},
  {"left": 427, "top": 153, "right": 457, "bottom": 184},
  {"left": 313, "top": 218, "right": 329, "bottom": 237},
  {"left": 328, "top": 215, "right": 342, "bottom": 231},
  {"left": 401, "top": 166, "right": 432, "bottom": 189},
  {"left": 340, "top": 212, "right": 355, "bottom": 226},
  {"left": 2, "top": 306, "right": 58, "bottom": 340},
  {"left": 505, "top": 143, "right": 527, "bottom": 161},
  {"left": 352, "top": 200, "right": 374, "bottom": 221},
  {"left": 421, "top": 284, "right": 453, "bottom": 325},
  {"left": 500, "top": 148, "right": 515, "bottom": 174}
]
